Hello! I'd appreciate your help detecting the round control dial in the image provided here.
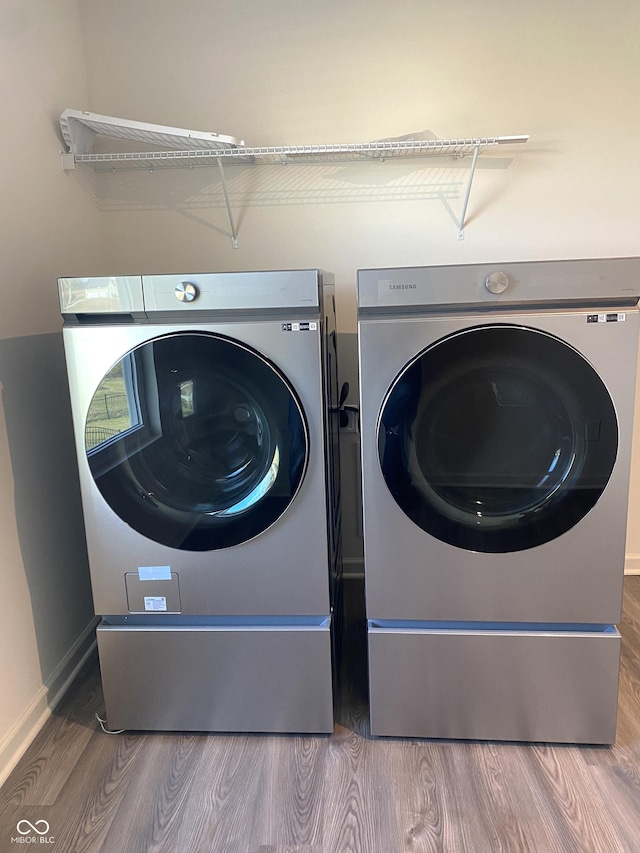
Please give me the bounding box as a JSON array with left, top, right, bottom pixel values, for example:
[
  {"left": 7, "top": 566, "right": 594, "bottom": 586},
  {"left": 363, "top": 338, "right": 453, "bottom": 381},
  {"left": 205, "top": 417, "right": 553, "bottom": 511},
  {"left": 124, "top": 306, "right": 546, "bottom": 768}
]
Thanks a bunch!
[
  {"left": 175, "top": 281, "right": 199, "bottom": 303},
  {"left": 485, "top": 271, "right": 510, "bottom": 294}
]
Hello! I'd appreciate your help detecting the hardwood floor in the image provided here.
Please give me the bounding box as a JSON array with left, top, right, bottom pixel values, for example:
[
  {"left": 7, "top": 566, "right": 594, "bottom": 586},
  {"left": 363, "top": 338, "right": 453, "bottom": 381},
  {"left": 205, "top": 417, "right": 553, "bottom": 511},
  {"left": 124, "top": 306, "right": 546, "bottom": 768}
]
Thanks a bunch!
[{"left": 2, "top": 578, "right": 640, "bottom": 852}]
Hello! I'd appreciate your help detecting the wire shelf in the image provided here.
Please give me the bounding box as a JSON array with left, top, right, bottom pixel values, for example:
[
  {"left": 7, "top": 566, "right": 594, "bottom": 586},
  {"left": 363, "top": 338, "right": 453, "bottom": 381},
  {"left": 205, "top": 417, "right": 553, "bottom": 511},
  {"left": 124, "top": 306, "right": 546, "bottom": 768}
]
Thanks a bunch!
[
  {"left": 70, "top": 136, "right": 529, "bottom": 171},
  {"left": 59, "top": 111, "right": 529, "bottom": 244}
]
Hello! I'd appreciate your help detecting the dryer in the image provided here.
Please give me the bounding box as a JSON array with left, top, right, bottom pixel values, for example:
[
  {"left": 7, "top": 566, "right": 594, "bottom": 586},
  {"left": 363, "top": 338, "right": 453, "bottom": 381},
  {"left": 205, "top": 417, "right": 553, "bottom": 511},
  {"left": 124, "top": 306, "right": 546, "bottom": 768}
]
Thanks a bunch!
[
  {"left": 59, "top": 270, "right": 341, "bottom": 733},
  {"left": 357, "top": 258, "right": 640, "bottom": 743}
]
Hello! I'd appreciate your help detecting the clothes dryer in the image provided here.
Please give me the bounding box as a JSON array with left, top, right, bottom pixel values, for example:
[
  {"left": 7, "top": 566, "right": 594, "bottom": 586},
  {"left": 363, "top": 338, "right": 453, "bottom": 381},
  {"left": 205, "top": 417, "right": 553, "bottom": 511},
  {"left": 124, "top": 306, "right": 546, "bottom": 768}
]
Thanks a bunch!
[
  {"left": 60, "top": 270, "right": 341, "bottom": 733},
  {"left": 357, "top": 258, "right": 640, "bottom": 743}
]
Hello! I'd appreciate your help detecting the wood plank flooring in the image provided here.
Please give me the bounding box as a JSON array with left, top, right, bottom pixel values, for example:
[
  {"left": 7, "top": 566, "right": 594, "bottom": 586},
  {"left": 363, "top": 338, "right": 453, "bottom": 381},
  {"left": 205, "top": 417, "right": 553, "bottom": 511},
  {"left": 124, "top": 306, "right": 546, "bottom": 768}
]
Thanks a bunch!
[{"left": 2, "top": 578, "right": 640, "bottom": 852}]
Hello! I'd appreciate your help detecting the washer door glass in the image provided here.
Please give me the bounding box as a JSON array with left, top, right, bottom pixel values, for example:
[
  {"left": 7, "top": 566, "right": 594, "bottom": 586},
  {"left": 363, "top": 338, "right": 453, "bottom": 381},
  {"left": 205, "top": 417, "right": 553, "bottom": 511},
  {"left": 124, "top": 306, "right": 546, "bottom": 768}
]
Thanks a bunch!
[
  {"left": 378, "top": 325, "right": 618, "bottom": 553},
  {"left": 85, "top": 332, "right": 308, "bottom": 551}
]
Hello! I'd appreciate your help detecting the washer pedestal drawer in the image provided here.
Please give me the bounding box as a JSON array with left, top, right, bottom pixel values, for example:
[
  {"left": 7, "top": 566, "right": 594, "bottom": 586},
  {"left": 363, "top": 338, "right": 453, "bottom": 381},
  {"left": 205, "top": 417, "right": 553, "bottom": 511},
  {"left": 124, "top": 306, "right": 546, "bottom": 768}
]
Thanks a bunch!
[
  {"left": 97, "top": 619, "right": 334, "bottom": 733},
  {"left": 368, "top": 622, "right": 621, "bottom": 744}
]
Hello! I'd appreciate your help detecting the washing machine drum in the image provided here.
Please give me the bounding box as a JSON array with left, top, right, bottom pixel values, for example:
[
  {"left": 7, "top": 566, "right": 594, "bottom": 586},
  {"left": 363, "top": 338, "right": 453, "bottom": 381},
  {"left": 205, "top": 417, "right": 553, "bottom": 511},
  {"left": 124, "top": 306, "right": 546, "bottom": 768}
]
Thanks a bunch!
[
  {"left": 85, "top": 332, "right": 308, "bottom": 551},
  {"left": 378, "top": 325, "right": 618, "bottom": 553}
]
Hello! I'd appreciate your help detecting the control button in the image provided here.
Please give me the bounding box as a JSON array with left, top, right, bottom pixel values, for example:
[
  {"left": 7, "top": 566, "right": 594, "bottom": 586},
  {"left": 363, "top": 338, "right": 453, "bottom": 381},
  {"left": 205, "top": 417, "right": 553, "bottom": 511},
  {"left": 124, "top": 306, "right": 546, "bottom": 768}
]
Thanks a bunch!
[
  {"left": 485, "top": 271, "right": 510, "bottom": 294},
  {"left": 175, "top": 281, "right": 199, "bottom": 302}
]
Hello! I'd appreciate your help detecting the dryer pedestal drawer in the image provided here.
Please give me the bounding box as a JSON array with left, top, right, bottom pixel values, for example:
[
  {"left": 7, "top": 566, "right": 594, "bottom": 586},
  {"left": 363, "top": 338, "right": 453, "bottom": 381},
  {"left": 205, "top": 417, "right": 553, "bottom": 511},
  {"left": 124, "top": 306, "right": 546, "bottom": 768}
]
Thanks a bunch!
[
  {"left": 368, "top": 624, "right": 621, "bottom": 744},
  {"left": 97, "top": 620, "right": 334, "bottom": 733}
]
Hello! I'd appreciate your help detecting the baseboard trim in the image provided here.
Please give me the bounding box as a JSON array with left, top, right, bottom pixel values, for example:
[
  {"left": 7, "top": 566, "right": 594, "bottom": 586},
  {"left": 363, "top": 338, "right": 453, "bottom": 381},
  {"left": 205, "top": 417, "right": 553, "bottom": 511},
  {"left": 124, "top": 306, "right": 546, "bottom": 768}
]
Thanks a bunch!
[
  {"left": 0, "top": 618, "right": 98, "bottom": 788},
  {"left": 625, "top": 554, "right": 640, "bottom": 575}
]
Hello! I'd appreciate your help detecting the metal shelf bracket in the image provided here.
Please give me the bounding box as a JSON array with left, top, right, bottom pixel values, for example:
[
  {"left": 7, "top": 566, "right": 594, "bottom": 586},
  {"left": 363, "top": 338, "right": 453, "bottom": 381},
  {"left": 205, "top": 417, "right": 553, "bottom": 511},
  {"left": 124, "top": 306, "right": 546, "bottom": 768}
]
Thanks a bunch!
[
  {"left": 456, "top": 144, "right": 481, "bottom": 240},
  {"left": 216, "top": 158, "right": 238, "bottom": 249}
]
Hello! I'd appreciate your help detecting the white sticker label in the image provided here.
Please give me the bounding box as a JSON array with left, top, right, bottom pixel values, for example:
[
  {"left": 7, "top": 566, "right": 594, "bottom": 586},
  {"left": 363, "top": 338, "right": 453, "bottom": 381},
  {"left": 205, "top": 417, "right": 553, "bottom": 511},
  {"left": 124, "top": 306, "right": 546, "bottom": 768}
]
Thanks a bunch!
[
  {"left": 138, "top": 565, "right": 171, "bottom": 581},
  {"left": 144, "top": 596, "right": 167, "bottom": 611},
  {"left": 282, "top": 321, "right": 318, "bottom": 332},
  {"left": 587, "top": 312, "right": 627, "bottom": 324}
]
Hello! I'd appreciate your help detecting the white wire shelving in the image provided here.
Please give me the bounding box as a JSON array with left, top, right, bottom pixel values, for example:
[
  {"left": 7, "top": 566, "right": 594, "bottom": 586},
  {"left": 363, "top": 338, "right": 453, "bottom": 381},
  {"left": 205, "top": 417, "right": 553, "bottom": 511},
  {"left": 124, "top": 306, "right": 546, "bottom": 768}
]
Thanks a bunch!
[{"left": 59, "top": 110, "right": 529, "bottom": 246}]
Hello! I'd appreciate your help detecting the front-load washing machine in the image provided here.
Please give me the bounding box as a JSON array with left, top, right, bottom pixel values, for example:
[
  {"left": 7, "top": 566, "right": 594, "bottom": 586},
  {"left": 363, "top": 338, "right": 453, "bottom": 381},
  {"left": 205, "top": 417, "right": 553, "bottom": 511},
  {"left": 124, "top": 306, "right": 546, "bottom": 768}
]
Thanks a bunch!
[
  {"left": 59, "top": 270, "right": 341, "bottom": 733},
  {"left": 357, "top": 258, "right": 640, "bottom": 743}
]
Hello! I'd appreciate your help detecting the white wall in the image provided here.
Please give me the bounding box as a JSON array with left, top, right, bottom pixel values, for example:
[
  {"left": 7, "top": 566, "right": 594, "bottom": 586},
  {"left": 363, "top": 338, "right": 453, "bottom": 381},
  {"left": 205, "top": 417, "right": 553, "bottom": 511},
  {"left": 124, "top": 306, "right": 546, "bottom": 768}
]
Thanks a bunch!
[
  {"left": 76, "top": 0, "right": 640, "bottom": 285},
  {"left": 0, "top": 0, "right": 106, "bottom": 785}
]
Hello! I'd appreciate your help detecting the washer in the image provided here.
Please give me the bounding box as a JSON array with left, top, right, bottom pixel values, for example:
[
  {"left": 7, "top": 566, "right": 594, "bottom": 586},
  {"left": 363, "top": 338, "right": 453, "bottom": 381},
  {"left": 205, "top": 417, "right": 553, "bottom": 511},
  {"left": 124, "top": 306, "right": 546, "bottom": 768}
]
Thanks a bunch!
[
  {"left": 357, "top": 258, "right": 640, "bottom": 743},
  {"left": 59, "top": 270, "right": 341, "bottom": 733}
]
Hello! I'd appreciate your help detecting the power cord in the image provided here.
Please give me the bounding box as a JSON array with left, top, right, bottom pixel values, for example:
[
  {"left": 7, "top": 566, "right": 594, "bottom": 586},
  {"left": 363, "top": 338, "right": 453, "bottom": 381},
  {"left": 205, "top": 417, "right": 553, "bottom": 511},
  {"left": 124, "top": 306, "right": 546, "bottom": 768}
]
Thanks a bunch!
[{"left": 95, "top": 712, "right": 126, "bottom": 735}]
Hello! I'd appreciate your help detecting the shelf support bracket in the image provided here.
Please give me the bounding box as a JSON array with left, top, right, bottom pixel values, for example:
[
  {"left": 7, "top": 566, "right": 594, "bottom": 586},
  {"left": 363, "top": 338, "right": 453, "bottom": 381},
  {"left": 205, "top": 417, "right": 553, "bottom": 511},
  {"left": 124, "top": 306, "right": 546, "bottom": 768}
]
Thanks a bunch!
[
  {"left": 60, "top": 152, "right": 77, "bottom": 171},
  {"left": 456, "top": 144, "right": 480, "bottom": 239},
  {"left": 216, "top": 158, "right": 238, "bottom": 248}
]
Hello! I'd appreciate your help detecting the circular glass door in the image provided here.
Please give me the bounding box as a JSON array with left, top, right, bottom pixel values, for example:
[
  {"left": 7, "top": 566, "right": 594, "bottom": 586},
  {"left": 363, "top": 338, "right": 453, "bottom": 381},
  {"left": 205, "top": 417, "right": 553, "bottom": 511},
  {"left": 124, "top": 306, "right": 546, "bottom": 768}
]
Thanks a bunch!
[
  {"left": 85, "top": 332, "right": 308, "bottom": 551},
  {"left": 378, "top": 325, "right": 618, "bottom": 553}
]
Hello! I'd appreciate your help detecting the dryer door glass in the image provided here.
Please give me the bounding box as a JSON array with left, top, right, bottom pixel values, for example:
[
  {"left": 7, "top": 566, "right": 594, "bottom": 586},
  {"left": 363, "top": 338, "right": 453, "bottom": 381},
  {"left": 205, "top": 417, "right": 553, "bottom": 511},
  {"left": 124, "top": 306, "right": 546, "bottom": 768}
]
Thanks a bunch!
[
  {"left": 85, "top": 332, "right": 308, "bottom": 551},
  {"left": 378, "top": 325, "right": 618, "bottom": 553}
]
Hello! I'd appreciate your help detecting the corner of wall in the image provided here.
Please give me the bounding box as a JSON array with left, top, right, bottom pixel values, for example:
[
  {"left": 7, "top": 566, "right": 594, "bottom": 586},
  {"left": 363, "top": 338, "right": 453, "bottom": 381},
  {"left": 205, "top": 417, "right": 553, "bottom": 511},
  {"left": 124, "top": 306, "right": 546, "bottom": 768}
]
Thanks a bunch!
[{"left": 0, "top": 618, "right": 98, "bottom": 789}]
